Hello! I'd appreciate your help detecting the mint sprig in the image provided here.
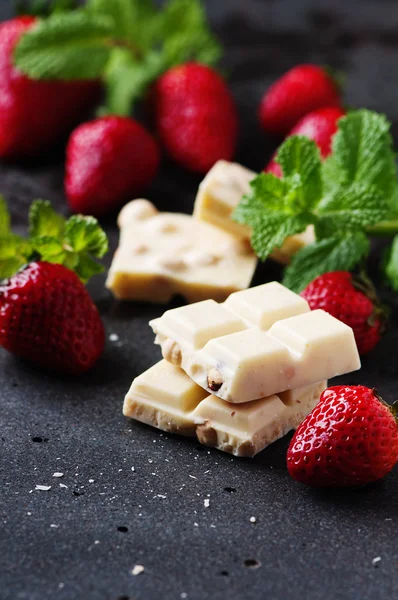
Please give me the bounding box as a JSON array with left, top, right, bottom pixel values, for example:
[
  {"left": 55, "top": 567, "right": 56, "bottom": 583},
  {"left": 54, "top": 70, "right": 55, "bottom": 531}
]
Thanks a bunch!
[
  {"left": 233, "top": 110, "right": 398, "bottom": 292},
  {"left": 13, "top": 0, "right": 221, "bottom": 116},
  {"left": 0, "top": 198, "right": 108, "bottom": 282}
]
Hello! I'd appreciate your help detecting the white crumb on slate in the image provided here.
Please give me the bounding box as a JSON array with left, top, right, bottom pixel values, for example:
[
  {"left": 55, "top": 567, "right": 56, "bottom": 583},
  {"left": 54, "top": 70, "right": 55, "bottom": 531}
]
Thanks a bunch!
[
  {"left": 250, "top": 516, "right": 256, "bottom": 523},
  {"left": 131, "top": 565, "right": 145, "bottom": 576},
  {"left": 27, "top": 512, "right": 32, "bottom": 516},
  {"left": 204, "top": 499, "right": 210, "bottom": 508},
  {"left": 59, "top": 483, "right": 68, "bottom": 489},
  {"left": 109, "top": 333, "right": 119, "bottom": 342},
  {"left": 53, "top": 472, "right": 64, "bottom": 478},
  {"left": 194, "top": 522, "right": 199, "bottom": 527},
  {"left": 94, "top": 540, "right": 100, "bottom": 545},
  {"left": 35, "top": 485, "right": 51, "bottom": 491},
  {"left": 189, "top": 475, "right": 197, "bottom": 479},
  {"left": 148, "top": 459, "right": 153, "bottom": 463},
  {"left": 210, "top": 524, "right": 216, "bottom": 528},
  {"left": 372, "top": 557, "right": 381, "bottom": 565},
  {"left": 88, "top": 479, "right": 95, "bottom": 483},
  {"left": 131, "top": 467, "right": 135, "bottom": 472},
  {"left": 50, "top": 524, "right": 59, "bottom": 528}
]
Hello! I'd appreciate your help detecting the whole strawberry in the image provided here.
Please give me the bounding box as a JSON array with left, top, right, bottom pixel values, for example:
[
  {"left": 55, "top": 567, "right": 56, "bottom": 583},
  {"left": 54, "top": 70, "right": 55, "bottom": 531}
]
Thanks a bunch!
[
  {"left": 301, "top": 271, "right": 382, "bottom": 355},
  {"left": 65, "top": 116, "right": 160, "bottom": 216},
  {"left": 0, "top": 16, "right": 99, "bottom": 159},
  {"left": 0, "top": 262, "right": 105, "bottom": 374},
  {"left": 287, "top": 385, "right": 398, "bottom": 487},
  {"left": 152, "top": 62, "right": 238, "bottom": 173},
  {"left": 265, "top": 106, "right": 345, "bottom": 176},
  {"left": 259, "top": 64, "right": 341, "bottom": 136}
]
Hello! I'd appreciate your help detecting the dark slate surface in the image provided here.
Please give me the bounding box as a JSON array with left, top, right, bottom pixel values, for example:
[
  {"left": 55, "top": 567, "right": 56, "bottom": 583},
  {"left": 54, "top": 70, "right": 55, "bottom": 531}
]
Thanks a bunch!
[{"left": 1, "top": 2, "right": 398, "bottom": 599}]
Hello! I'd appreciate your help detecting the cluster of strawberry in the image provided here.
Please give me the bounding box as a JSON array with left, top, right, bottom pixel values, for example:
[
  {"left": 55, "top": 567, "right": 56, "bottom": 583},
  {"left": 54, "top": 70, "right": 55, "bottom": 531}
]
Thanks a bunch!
[
  {"left": 1, "top": 17, "right": 397, "bottom": 490},
  {"left": 0, "top": 17, "right": 237, "bottom": 217}
]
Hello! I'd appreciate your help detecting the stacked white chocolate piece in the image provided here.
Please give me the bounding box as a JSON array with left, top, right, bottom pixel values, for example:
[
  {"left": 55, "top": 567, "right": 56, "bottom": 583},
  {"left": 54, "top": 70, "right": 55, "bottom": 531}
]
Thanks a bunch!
[
  {"left": 106, "top": 160, "right": 315, "bottom": 304},
  {"left": 123, "top": 282, "right": 361, "bottom": 457}
]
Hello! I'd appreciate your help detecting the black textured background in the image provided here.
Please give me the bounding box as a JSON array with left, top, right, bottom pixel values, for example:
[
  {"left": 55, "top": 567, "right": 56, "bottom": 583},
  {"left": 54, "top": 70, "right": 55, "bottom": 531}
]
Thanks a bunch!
[{"left": 1, "top": 2, "right": 398, "bottom": 599}]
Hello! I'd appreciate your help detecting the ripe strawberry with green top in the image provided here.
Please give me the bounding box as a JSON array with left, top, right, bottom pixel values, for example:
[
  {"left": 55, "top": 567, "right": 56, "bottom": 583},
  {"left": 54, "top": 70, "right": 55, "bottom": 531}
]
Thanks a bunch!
[
  {"left": 300, "top": 271, "right": 383, "bottom": 355},
  {"left": 0, "top": 198, "right": 108, "bottom": 374},
  {"left": 287, "top": 385, "right": 398, "bottom": 487},
  {"left": 0, "top": 16, "right": 99, "bottom": 159},
  {"left": 259, "top": 64, "right": 342, "bottom": 136},
  {"left": 152, "top": 62, "right": 238, "bottom": 173},
  {"left": 65, "top": 116, "right": 160, "bottom": 217},
  {"left": 0, "top": 262, "right": 104, "bottom": 374},
  {"left": 265, "top": 106, "right": 345, "bottom": 177}
]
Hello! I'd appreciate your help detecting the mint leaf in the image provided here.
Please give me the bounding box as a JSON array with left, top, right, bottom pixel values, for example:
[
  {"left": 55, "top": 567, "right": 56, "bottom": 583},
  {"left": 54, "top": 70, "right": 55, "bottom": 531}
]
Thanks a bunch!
[
  {"left": 0, "top": 235, "right": 31, "bottom": 279},
  {"left": 74, "top": 253, "right": 104, "bottom": 282},
  {"left": 29, "top": 200, "right": 65, "bottom": 238},
  {"left": 102, "top": 48, "right": 163, "bottom": 116},
  {"left": 14, "top": 11, "right": 114, "bottom": 80},
  {"left": 233, "top": 173, "right": 288, "bottom": 223},
  {"left": 88, "top": 0, "right": 157, "bottom": 51},
  {"left": 316, "top": 182, "right": 391, "bottom": 238},
  {"left": 64, "top": 215, "right": 108, "bottom": 258},
  {"left": 16, "top": 0, "right": 79, "bottom": 17},
  {"left": 160, "top": 0, "right": 222, "bottom": 67},
  {"left": 324, "top": 110, "right": 397, "bottom": 207},
  {"left": 30, "top": 236, "right": 66, "bottom": 264},
  {"left": 0, "top": 195, "right": 10, "bottom": 236},
  {"left": 384, "top": 235, "right": 398, "bottom": 291},
  {"left": 283, "top": 233, "right": 370, "bottom": 292},
  {"left": 276, "top": 136, "right": 322, "bottom": 210},
  {"left": 233, "top": 172, "right": 313, "bottom": 260},
  {"left": 87, "top": 0, "right": 136, "bottom": 43},
  {"left": 250, "top": 213, "right": 313, "bottom": 261}
]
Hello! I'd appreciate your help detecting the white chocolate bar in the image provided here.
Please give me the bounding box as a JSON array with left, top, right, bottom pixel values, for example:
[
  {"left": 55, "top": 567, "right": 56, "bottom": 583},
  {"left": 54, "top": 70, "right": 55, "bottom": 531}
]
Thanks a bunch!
[
  {"left": 123, "top": 359, "right": 327, "bottom": 457},
  {"left": 193, "top": 160, "right": 315, "bottom": 264},
  {"left": 106, "top": 199, "right": 257, "bottom": 304},
  {"left": 150, "top": 282, "right": 361, "bottom": 403}
]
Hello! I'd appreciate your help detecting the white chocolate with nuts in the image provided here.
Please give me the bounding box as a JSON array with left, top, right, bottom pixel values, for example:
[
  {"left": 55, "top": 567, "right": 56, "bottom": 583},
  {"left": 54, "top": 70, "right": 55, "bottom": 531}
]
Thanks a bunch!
[
  {"left": 123, "top": 359, "right": 327, "bottom": 457},
  {"left": 193, "top": 159, "right": 315, "bottom": 264},
  {"left": 150, "top": 282, "right": 361, "bottom": 403},
  {"left": 106, "top": 199, "right": 257, "bottom": 303}
]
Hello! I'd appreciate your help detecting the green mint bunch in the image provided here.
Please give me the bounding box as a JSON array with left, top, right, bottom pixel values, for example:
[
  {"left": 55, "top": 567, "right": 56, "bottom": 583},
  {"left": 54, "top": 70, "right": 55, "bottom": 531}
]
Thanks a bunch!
[
  {"left": 0, "top": 197, "right": 108, "bottom": 282},
  {"left": 13, "top": 0, "right": 221, "bottom": 116},
  {"left": 233, "top": 109, "right": 398, "bottom": 292}
]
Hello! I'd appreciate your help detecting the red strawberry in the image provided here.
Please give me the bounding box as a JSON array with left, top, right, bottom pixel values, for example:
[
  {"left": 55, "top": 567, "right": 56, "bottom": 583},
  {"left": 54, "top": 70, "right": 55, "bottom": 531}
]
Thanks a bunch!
[
  {"left": 152, "top": 62, "right": 238, "bottom": 173},
  {"left": 287, "top": 385, "right": 398, "bottom": 487},
  {"left": 300, "top": 271, "right": 383, "bottom": 355},
  {"left": 0, "top": 262, "right": 104, "bottom": 374},
  {"left": 259, "top": 64, "right": 342, "bottom": 136},
  {"left": 265, "top": 106, "right": 345, "bottom": 176},
  {"left": 0, "top": 16, "right": 99, "bottom": 159},
  {"left": 65, "top": 116, "right": 160, "bottom": 216}
]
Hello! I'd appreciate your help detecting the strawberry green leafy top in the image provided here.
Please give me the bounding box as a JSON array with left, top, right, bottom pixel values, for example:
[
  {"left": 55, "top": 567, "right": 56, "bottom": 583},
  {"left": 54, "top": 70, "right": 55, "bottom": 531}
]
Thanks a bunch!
[
  {"left": 13, "top": 0, "right": 221, "bottom": 116},
  {"left": 233, "top": 109, "right": 398, "bottom": 292},
  {"left": 0, "top": 198, "right": 108, "bottom": 282}
]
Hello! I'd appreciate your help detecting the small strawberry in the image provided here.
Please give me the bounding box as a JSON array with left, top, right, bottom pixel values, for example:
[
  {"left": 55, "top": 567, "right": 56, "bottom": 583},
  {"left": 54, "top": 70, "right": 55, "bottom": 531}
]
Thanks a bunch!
[
  {"left": 265, "top": 106, "right": 345, "bottom": 176},
  {"left": 287, "top": 385, "right": 398, "bottom": 487},
  {"left": 0, "top": 16, "right": 99, "bottom": 159},
  {"left": 300, "top": 271, "right": 383, "bottom": 355},
  {"left": 65, "top": 116, "right": 160, "bottom": 217},
  {"left": 152, "top": 62, "right": 238, "bottom": 173},
  {"left": 0, "top": 262, "right": 105, "bottom": 374},
  {"left": 259, "top": 64, "right": 342, "bottom": 136}
]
